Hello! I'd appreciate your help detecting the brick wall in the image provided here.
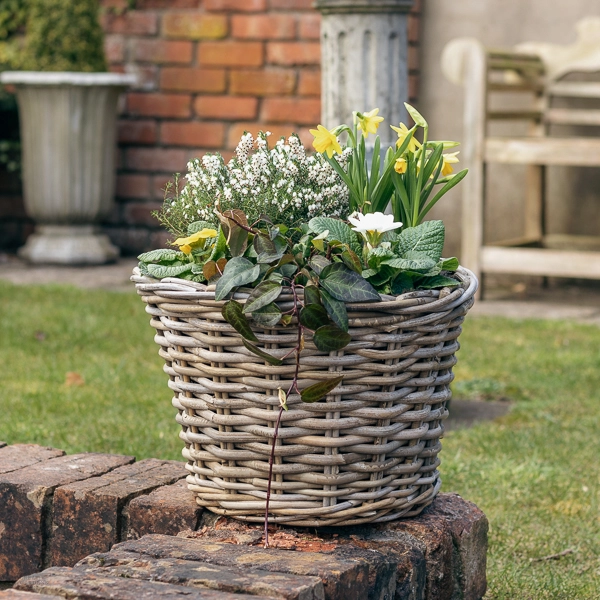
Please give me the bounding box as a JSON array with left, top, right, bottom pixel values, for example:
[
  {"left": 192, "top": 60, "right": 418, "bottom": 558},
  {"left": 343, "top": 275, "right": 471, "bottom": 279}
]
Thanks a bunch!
[{"left": 0, "top": 0, "right": 422, "bottom": 255}]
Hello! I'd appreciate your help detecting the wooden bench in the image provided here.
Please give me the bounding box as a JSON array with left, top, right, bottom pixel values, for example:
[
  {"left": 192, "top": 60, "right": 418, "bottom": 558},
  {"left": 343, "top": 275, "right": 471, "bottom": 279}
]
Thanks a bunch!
[{"left": 442, "top": 17, "right": 600, "bottom": 294}]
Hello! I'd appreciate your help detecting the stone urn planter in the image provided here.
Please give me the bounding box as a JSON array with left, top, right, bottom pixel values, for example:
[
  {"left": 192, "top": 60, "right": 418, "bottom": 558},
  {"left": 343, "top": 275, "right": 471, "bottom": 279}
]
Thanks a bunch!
[
  {"left": 132, "top": 266, "right": 478, "bottom": 527},
  {"left": 0, "top": 71, "right": 135, "bottom": 264}
]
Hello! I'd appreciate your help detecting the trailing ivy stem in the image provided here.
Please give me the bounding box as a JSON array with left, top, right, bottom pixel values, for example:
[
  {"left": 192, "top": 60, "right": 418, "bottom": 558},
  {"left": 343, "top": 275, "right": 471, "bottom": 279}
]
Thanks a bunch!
[{"left": 264, "top": 278, "right": 303, "bottom": 548}]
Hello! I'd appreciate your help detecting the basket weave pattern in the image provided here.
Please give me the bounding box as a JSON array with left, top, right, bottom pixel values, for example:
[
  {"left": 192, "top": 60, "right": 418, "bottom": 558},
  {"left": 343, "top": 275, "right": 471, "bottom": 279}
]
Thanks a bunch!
[{"left": 133, "top": 267, "right": 477, "bottom": 527}]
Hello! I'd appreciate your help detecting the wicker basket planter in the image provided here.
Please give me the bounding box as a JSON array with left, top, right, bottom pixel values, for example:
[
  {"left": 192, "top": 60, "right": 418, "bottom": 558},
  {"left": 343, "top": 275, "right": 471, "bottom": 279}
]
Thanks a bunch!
[{"left": 133, "top": 266, "right": 477, "bottom": 527}]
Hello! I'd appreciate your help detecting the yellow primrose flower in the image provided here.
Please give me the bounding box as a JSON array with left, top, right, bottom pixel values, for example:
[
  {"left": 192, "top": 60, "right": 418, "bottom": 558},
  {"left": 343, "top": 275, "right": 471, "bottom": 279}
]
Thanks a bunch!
[
  {"left": 440, "top": 151, "right": 460, "bottom": 176},
  {"left": 172, "top": 228, "right": 218, "bottom": 252},
  {"left": 394, "top": 157, "right": 407, "bottom": 174},
  {"left": 309, "top": 124, "right": 342, "bottom": 158},
  {"left": 356, "top": 108, "right": 384, "bottom": 138},
  {"left": 390, "top": 122, "right": 421, "bottom": 153}
]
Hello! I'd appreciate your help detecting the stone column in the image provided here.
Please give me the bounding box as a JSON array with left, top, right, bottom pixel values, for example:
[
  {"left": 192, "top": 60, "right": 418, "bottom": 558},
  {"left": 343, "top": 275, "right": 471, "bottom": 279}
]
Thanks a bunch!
[{"left": 315, "top": 0, "right": 414, "bottom": 148}]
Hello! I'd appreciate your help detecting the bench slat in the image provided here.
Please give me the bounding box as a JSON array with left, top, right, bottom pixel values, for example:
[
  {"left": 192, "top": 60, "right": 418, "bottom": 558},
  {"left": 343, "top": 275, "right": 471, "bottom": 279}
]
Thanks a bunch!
[{"left": 485, "top": 137, "right": 600, "bottom": 165}]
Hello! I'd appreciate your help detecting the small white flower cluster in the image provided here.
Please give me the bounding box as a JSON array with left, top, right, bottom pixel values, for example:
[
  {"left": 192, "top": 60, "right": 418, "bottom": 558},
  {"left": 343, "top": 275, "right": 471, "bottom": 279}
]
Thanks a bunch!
[{"left": 165, "top": 132, "right": 350, "bottom": 228}]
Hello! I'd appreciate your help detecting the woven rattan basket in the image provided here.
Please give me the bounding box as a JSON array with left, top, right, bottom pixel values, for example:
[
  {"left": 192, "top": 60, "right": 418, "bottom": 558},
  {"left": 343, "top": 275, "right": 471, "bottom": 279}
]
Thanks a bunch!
[{"left": 133, "top": 266, "right": 477, "bottom": 527}]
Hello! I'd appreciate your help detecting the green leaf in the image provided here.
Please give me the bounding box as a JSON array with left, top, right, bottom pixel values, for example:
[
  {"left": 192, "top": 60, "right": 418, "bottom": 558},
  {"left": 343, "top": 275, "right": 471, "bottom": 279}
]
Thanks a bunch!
[
  {"left": 382, "top": 252, "right": 437, "bottom": 272},
  {"left": 242, "top": 338, "right": 283, "bottom": 365},
  {"left": 419, "top": 169, "right": 468, "bottom": 223},
  {"left": 137, "top": 261, "right": 151, "bottom": 276},
  {"left": 320, "top": 289, "right": 349, "bottom": 332},
  {"left": 320, "top": 262, "right": 380, "bottom": 303},
  {"left": 341, "top": 249, "right": 362, "bottom": 273},
  {"left": 280, "top": 263, "right": 298, "bottom": 279},
  {"left": 396, "top": 220, "right": 445, "bottom": 262},
  {"left": 218, "top": 209, "right": 250, "bottom": 257},
  {"left": 416, "top": 275, "right": 461, "bottom": 289},
  {"left": 309, "top": 255, "right": 331, "bottom": 276},
  {"left": 301, "top": 375, "right": 344, "bottom": 403},
  {"left": 391, "top": 272, "right": 416, "bottom": 295},
  {"left": 146, "top": 263, "right": 193, "bottom": 279},
  {"left": 242, "top": 280, "right": 282, "bottom": 314},
  {"left": 138, "top": 248, "right": 184, "bottom": 263},
  {"left": 188, "top": 220, "right": 217, "bottom": 234},
  {"left": 405, "top": 102, "right": 428, "bottom": 128},
  {"left": 303, "top": 284, "right": 321, "bottom": 306},
  {"left": 209, "top": 226, "right": 228, "bottom": 261},
  {"left": 361, "top": 268, "right": 377, "bottom": 279},
  {"left": 221, "top": 300, "right": 258, "bottom": 342},
  {"left": 299, "top": 304, "right": 330, "bottom": 331},
  {"left": 308, "top": 217, "right": 361, "bottom": 254},
  {"left": 251, "top": 303, "right": 282, "bottom": 327},
  {"left": 313, "top": 324, "right": 352, "bottom": 352},
  {"left": 440, "top": 257, "right": 459, "bottom": 271},
  {"left": 215, "top": 257, "right": 261, "bottom": 301}
]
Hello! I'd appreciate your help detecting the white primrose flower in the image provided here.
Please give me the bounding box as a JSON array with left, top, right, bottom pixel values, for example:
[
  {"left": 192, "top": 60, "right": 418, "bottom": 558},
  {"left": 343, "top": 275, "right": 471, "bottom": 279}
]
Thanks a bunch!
[{"left": 348, "top": 211, "right": 403, "bottom": 248}]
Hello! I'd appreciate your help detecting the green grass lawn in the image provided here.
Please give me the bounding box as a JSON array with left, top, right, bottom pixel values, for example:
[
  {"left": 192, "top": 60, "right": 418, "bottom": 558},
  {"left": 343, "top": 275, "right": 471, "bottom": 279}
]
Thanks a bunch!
[{"left": 0, "top": 281, "right": 599, "bottom": 599}]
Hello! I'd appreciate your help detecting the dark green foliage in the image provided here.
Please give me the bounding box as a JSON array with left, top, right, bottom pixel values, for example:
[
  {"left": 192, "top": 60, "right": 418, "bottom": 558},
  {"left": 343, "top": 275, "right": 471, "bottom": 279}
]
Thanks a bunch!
[{"left": 22, "top": 0, "right": 107, "bottom": 72}]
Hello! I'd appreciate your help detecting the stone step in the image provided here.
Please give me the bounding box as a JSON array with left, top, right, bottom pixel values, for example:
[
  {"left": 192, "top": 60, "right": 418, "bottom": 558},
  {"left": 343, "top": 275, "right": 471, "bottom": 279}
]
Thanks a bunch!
[
  {"left": 0, "top": 590, "right": 59, "bottom": 599},
  {"left": 13, "top": 567, "right": 274, "bottom": 599},
  {"left": 75, "top": 550, "right": 325, "bottom": 600},
  {"left": 0, "top": 444, "right": 64, "bottom": 475}
]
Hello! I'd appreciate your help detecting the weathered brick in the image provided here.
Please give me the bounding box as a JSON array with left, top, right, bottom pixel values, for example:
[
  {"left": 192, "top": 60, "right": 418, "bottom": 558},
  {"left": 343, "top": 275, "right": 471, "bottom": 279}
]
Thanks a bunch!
[
  {"left": 409, "top": 74, "right": 419, "bottom": 103},
  {"left": 127, "top": 93, "right": 191, "bottom": 118},
  {"left": 152, "top": 175, "right": 179, "bottom": 200},
  {"left": 160, "top": 68, "right": 226, "bottom": 93},
  {"left": 230, "top": 69, "right": 296, "bottom": 96},
  {"left": 205, "top": 0, "right": 266, "bottom": 11},
  {"left": 408, "top": 44, "right": 420, "bottom": 71},
  {"left": 126, "top": 148, "right": 189, "bottom": 172},
  {"left": 267, "top": 42, "right": 320, "bottom": 66},
  {"left": 104, "top": 34, "right": 125, "bottom": 64},
  {"left": 408, "top": 13, "right": 421, "bottom": 44},
  {"left": 125, "top": 479, "right": 201, "bottom": 540},
  {"left": 194, "top": 95, "right": 258, "bottom": 120},
  {"left": 0, "top": 444, "right": 64, "bottom": 475},
  {"left": 102, "top": 10, "right": 158, "bottom": 35},
  {"left": 0, "top": 590, "right": 59, "bottom": 600},
  {"left": 231, "top": 14, "right": 296, "bottom": 40},
  {"left": 123, "top": 202, "right": 163, "bottom": 226},
  {"left": 163, "top": 13, "right": 228, "bottom": 40},
  {"left": 298, "top": 70, "right": 321, "bottom": 96},
  {"left": 0, "top": 453, "right": 133, "bottom": 581},
  {"left": 106, "top": 228, "right": 152, "bottom": 256},
  {"left": 15, "top": 567, "right": 274, "bottom": 600},
  {"left": 150, "top": 230, "right": 172, "bottom": 249},
  {"left": 49, "top": 459, "right": 185, "bottom": 568},
  {"left": 261, "top": 97, "right": 320, "bottom": 124},
  {"left": 111, "top": 535, "right": 369, "bottom": 599},
  {"left": 299, "top": 13, "right": 320, "bottom": 40},
  {"left": 118, "top": 120, "right": 158, "bottom": 145},
  {"left": 116, "top": 174, "right": 152, "bottom": 199},
  {"left": 79, "top": 549, "right": 324, "bottom": 599},
  {"left": 269, "top": 0, "right": 314, "bottom": 9},
  {"left": 227, "top": 123, "right": 296, "bottom": 148},
  {"left": 133, "top": 39, "right": 193, "bottom": 64},
  {"left": 161, "top": 122, "right": 225, "bottom": 148},
  {"left": 198, "top": 41, "right": 263, "bottom": 67},
  {"left": 136, "top": 0, "right": 200, "bottom": 7},
  {"left": 128, "top": 65, "right": 159, "bottom": 91}
]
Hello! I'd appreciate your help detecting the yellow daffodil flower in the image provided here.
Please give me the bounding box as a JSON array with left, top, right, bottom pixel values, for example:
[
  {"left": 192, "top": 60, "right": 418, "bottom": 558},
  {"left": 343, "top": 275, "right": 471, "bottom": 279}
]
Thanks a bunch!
[
  {"left": 390, "top": 122, "right": 421, "bottom": 153},
  {"left": 440, "top": 151, "right": 460, "bottom": 176},
  {"left": 394, "top": 157, "right": 407, "bottom": 174},
  {"left": 356, "top": 108, "right": 384, "bottom": 138},
  {"left": 172, "top": 228, "right": 217, "bottom": 254},
  {"left": 309, "top": 124, "right": 342, "bottom": 158}
]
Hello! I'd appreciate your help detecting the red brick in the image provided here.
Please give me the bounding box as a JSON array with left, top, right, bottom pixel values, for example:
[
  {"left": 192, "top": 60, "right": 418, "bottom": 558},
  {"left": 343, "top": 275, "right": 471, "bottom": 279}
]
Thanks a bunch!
[
  {"left": 194, "top": 95, "right": 257, "bottom": 120},
  {"left": 104, "top": 35, "right": 124, "bottom": 64},
  {"left": 408, "top": 14, "right": 421, "bottom": 44},
  {"left": 261, "top": 97, "right": 320, "bottom": 124},
  {"left": 298, "top": 70, "right": 320, "bottom": 96},
  {"left": 152, "top": 175, "right": 181, "bottom": 200},
  {"left": 118, "top": 120, "right": 157, "bottom": 145},
  {"left": 227, "top": 122, "right": 298, "bottom": 148},
  {"left": 163, "top": 13, "right": 227, "bottom": 40},
  {"left": 230, "top": 69, "right": 296, "bottom": 96},
  {"left": 127, "top": 65, "right": 159, "bottom": 91},
  {"left": 126, "top": 148, "right": 189, "bottom": 172},
  {"left": 161, "top": 121, "right": 225, "bottom": 148},
  {"left": 409, "top": 74, "right": 419, "bottom": 103},
  {"left": 116, "top": 174, "right": 152, "bottom": 199},
  {"left": 408, "top": 44, "right": 420, "bottom": 71},
  {"left": 269, "top": 0, "right": 313, "bottom": 8},
  {"left": 267, "top": 42, "right": 320, "bottom": 66},
  {"left": 198, "top": 41, "right": 263, "bottom": 67},
  {"left": 132, "top": 39, "right": 193, "bottom": 64},
  {"left": 160, "top": 67, "right": 226, "bottom": 93},
  {"left": 127, "top": 93, "right": 191, "bottom": 118},
  {"left": 102, "top": 11, "right": 158, "bottom": 35},
  {"left": 298, "top": 13, "right": 320, "bottom": 40},
  {"left": 231, "top": 15, "right": 296, "bottom": 40},
  {"left": 205, "top": 0, "right": 266, "bottom": 11},
  {"left": 136, "top": 0, "right": 199, "bottom": 7}
]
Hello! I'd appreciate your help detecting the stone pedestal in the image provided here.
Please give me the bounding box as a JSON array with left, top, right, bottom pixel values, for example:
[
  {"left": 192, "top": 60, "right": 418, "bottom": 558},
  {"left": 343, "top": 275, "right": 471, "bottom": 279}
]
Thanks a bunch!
[
  {"left": 316, "top": 0, "right": 414, "bottom": 148},
  {"left": 0, "top": 72, "right": 135, "bottom": 265}
]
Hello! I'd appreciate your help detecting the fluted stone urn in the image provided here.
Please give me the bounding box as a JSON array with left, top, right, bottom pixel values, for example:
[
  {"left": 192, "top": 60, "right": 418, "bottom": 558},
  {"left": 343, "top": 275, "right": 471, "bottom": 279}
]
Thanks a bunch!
[{"left": 0, "top": 71, "right": 135, "bottom": 264}]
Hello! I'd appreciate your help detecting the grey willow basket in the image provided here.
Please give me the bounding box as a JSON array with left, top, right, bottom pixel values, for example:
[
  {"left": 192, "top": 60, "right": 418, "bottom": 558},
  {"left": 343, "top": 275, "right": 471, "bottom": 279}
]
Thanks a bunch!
[{"left": 133, "top": 266, "right": 477, "bottom": 527}]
